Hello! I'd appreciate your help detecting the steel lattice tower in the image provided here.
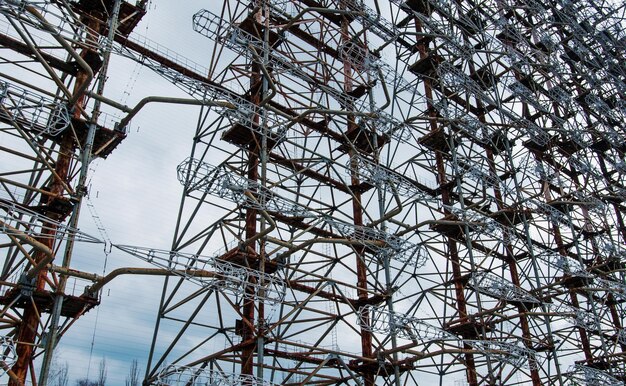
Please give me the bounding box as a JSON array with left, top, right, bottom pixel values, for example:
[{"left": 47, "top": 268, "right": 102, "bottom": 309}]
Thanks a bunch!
[
  {"left": 0, "top": 0, "right": 145, "bottom": 384},
  {"left": 1, "top": 0, "right": 626, "bottom": 386},
  {"left": 142, "top": 1, "right": 626, "bottom": 385}
]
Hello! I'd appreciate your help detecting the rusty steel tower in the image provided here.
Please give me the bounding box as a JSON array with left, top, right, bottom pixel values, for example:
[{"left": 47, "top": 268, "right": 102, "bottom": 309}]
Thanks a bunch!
[
  {"left": 139, "top": 1, "right": 626, "bottom": 385},
  {"left": 1, "top": 0, "right": 626, "bottom": 385},
  {"left": 0, "top": 0, "right": 145, "bottom": 384}
]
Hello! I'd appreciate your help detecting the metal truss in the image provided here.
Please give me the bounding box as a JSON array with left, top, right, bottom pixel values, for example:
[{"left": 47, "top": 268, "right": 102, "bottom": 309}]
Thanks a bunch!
[
  {"left": 548, "top": 303, "right": 602, "bottom": 332},
  {"left": 1, "top": 202, "right": 103, "bottom": 244},
  {"left": 177, "top": 158, "right": 310, "bottom": 217},
  {"left": 465, "top": 339, "right": 537, "bottom": 370},
  {"left": 2, "top": 0, "right": 626, "bottom": 385},
  {"left": 142, "top": 0, "right": 626, "bottom": 385},
  {"left": 155, "top": 365, "right": 276, "bottom": 386},
  {"left": 115, "top": 245, "right": 287, "bottom": 305},
  {"left": 468, "top": 271, "right": 541, "bottom": 306},
  {"left": 324, "top": 217, "right": 426, "bottom": 266},
  {"left": 0, "top": 0, "right": 143, "bottom": 384},
  {"left": 350, "top": 154, "right": 436, "bottom": 201},
  {"left": 562, "top": 364, "right": 623, "bottom": 386},
  {"left": 0, "top": 336, "right": 17, "bottom": 376},
  {"left": 0, "top": 80, "right": 70, "bottom": 136},
  {"left": 359, "top": 305, "right": 455, "bottom": 342},
  {"left": 533, "top": 250, "right": 591, "bottom": 278}
]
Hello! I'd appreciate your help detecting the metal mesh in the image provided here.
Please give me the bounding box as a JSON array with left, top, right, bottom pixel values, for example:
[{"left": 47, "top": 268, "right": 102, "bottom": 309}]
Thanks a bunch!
[
  {"left": 155, "top": 365, "right": 277, "bottom": 386},
  {"left": 0, "top": 80, "right": 70, "bottom": 136},
  {"left": 360, "top": 305, "right": 456, "bottom": 342},
  {"left": 115, "top": 245, "right": 286, "bottom": 305},
  {"left": 469, "top": 271, "right": 541, "bottom": 305}
]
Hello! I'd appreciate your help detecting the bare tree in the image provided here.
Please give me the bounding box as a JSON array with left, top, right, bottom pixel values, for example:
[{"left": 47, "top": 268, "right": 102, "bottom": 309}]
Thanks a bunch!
[
  {"left": 75, "top": 358, "right": 107, "bottom": 386},
  {"left": 97, "top": 358, "right": 107, "bottom": 386},
  {"left": 75, "top": 380, "right": 97, "bottom": 386},
  {"left": 49, "top": 361, "right": 69, "bottom": 386},
  {"left": 125, "top": 360, "right": 140, "bottom": 386}
]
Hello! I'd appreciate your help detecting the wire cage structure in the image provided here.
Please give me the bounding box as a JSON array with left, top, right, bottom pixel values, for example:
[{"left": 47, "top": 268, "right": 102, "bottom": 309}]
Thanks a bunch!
[
  {"left": 1, "top": 0, "right": 626, "bottom": 386},
  {"left": 0, "top": 0, "right": 145, "bottom": 384},
  {"left": 141, "top": 1, "right": 626, "bottom": 385}
]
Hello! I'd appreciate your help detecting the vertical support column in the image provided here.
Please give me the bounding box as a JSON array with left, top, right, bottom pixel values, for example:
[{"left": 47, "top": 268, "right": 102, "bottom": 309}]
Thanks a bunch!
[
  {"left": 10, "top": 244, "right": 51, "bottom": 386},
  {"left": 8, "top": 9, "right": 100, "bottom": 380},
  {"left": 413, "top": 20, "right": 480, "bottom": 386},
  {"left": 39, "top": 2, "right": 121, "bottom": 384},
  {"left": 464, "top": 45, "right": 543, "bottom": 386},
  {"left": 339, "top": 4, "right": 374, "bottom": 383},
  {"left": 537, "top": 164, "right": 596, "bottom": 362},
  {"left": 241, "top": 1, "right": 265, "bottom": 377},
  {"left": 241, "top": 79, "right": 260, "bottom": 380}
]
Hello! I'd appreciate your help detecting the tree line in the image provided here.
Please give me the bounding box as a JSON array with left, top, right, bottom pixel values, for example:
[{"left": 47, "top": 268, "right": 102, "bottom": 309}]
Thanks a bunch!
[{"left": 50, "top": 358, "right": 140, "bottom": 386}]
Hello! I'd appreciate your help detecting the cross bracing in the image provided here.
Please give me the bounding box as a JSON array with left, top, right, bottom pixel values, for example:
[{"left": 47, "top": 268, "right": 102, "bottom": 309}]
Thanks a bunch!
[{"left": 0, "top": 0, "right": 625, "bottom": 385}]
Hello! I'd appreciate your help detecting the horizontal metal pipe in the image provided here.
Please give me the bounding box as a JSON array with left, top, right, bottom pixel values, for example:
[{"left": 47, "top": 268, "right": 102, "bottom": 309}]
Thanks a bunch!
[
  {"left": 116, "top": 96, "right": 235, "bottom": 132},
  {"left": 49, "top": 266, "right": 217, "bottom": 295}
]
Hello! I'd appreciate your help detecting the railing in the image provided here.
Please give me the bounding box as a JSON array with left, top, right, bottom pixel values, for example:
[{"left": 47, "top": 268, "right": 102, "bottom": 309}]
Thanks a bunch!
[
  {"left": 177, "top": 158, "right": 311, "bottom": 217},
  {"left": 0, "top": 201, "right": 102, "bottom": 243},
  {"left": 0, "top": 80, "right": 70, "bottom": 136},
  {"left": 154, "top": 365, "right": 277, "bottom": 386}
]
